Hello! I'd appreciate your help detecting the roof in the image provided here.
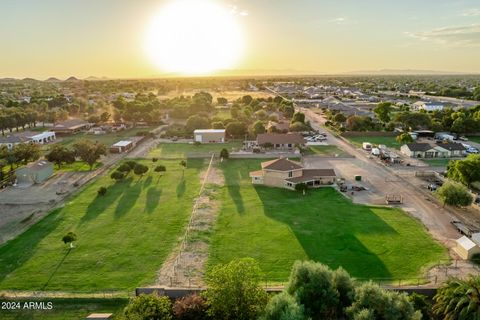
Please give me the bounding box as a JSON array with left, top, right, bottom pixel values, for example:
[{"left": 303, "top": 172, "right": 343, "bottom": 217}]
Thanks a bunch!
[
  {"left": 456, "top": 236, "right": 478, "bottom": 251},
  {"left": 249, "top": 170, "right": 264, "bottom": 177},
  {"left": 285, "top": 169, "right": 336, "bottom": 183},
  {"left": 404, "top": 143, "right": 434, "bottom": 152},
  {"left": 52, "top": 119, "right": 88, "bottom": 130},
  {"left": 194, "top": 129, "right": 225, "bottom": 134},
  {"left": 440, "top": 142, "right": 465, "bottom": 151},
  {"left": 261, "top": 158, "right": 303, "bottom": 171},
  {"left": 257, "top": 133, "right": 305, "bottom": 145},
  {"left": 111, "top": 140, "right": 133, "bottom": 147}
]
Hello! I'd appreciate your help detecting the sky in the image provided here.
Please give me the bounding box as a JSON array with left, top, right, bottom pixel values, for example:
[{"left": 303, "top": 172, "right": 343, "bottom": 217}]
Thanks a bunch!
[{"left": 0, "top": 0, "right": 479, "bottom": 79}]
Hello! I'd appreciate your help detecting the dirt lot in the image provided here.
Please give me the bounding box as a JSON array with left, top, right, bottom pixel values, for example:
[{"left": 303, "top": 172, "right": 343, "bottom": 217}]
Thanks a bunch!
[{"left": 158, "top": 90, "right": 273, "bottom": 101}]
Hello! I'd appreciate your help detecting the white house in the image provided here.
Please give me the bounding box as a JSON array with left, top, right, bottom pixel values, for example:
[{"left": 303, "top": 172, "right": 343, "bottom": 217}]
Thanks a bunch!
[
  {"left": 400, "top": 142, "right": 464, "bottom": 158},
  {"left": 412, "top": 101, "right": 445, "bottom": 112}
]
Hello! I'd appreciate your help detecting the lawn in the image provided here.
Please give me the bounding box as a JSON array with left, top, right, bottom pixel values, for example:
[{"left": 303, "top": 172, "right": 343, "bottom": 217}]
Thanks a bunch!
[
  {"left": 54, "top": 161, "right": 103, "bottom": 172},
  {"left": 207, "top": 159, "right": 447, "bottom": 282},
  {"left": 347, "top": 135, "right": 401, "bottom": 149},
  {"left": 467, "top": 136, "right": 480, "bottom": 143},
  {"left": 0, "top": 298, "right": 127, "bottom": 320},
  {"left": 422, "top": 158, "right": 455, "bottom": 167},
  {"left": 303, "top": 145, "right": 349, "bottom": 157},
  {"left": 57, "top": 127, "right": 154, "bottom": 149},
  {"left": 0, "top": 159, "right": 205, "bottom": 291},
  {"left": 148, "top": 142, "right": 243, "bottom": 159}
]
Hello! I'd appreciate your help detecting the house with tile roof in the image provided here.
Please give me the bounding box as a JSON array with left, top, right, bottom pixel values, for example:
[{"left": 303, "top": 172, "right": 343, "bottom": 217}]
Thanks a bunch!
[{"left": 249, "top": 158, "right": 336, "bottom": 189}]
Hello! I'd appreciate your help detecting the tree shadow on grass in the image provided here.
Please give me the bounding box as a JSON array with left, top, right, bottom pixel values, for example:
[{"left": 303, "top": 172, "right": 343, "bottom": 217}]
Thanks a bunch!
[
  {"left": 42, "top": 248, "right": 71, "bottom": 290},
  {"left": 176, "top": 179, "right": 186, "bottom": 198},
  {"left": 79, "top": 178, "right": 131, "bottom": 225},
  {"left": 114, "top": 180, "right": 143, "bottom": 219},
  {"left": 0, "top": 209, "right": 63, "bottom": 283},
  {"left": 255, "top": 187, "right": 396, "bottom": 279},
  {"left": 145, "top": 187, "right": 162, "bottom": 213},
  {"left": 219, "top": 161, "right": 247, "bottom": 214},
  {"left": 143, "top": 176, "right": 153, "bottom": 188}
]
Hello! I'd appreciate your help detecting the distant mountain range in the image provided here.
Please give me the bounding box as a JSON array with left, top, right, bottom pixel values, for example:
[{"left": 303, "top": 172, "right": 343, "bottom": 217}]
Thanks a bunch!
[{"left": 344, "top": 69, "right": 478, "bottom": 75}]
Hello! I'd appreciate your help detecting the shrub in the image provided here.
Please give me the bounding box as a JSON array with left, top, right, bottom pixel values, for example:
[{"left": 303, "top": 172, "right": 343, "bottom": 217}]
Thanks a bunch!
[
  {"left": 97, "top": 187, "right": 107, "bottom": 196},
  {"left": 110, "top": 171, "right": 125, "bottom": 181},
  {"left": 173, "top": 294, "right": 209, "bottom": 320},
  {"left": 123, "top": 294, "right": 173, "bottom": 320},
  {"left": 220, "top": 148, "right": 229, "bottom": 159},
  {"left": 152, "top": 157, "right": 158, "bottom": 162},
  {"left": 261, "top": 292, "right": 306, "bottom": 320}
]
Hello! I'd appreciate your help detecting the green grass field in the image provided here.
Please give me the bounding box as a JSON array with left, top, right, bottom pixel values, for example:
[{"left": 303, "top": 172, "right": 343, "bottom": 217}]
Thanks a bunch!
[
  {"left": 0, "top": 298, "right": 127, "bottom": 320},
  {"left": 54, "top": 161, "right": 103, "bottom": 172},
  {"left": 207, "top": 159, "right": 447, "bottom": 282},
  {"left": 0, "top": 159, "right": 204, "bottom": 291},
  {"left": 57, "top": 127, "right": 154, "bottom": 149},
  {"left": 347, "top": 136, "right": 401, "bottom": 149},
  {"left": 421, "top": 158, "right": 454, "bottom": 167},
  {"left": 148, "top": 142, "right": 242, "bottom": 159},
  {"left": 303, "top": 145, "right": 349, "bottom": 157},
  {"left": 467, "top": 136, "right": 480, "bottom": 143}
]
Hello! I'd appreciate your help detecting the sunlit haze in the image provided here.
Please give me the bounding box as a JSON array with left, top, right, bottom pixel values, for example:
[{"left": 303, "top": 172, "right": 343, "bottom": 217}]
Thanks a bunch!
[{"left": 0, "top": 0, "right": 479, "bottom": 78}]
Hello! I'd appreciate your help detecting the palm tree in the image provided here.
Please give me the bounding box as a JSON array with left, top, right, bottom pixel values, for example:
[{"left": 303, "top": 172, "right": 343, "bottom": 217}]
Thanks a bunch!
[{"left": 433, "top": 275, "right": 480, "bottom": 320}]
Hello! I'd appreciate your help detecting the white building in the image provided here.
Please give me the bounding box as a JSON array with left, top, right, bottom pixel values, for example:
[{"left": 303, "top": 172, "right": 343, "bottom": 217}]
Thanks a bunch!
[
  {"left": 454, "top": 236, "right": 480, "bottom": 260},
  {"left": 29, "top": 131, "right": 56, "bottom": 144},
  {"left": 412, "top": 101, "right": 445, "bottom": 112},
  {"left": 194, "top": 129, "right": 226, "bottom": 143}
]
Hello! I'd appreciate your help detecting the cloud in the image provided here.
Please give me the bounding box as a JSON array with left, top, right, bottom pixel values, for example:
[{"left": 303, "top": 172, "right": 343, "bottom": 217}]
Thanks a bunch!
[
  {"left": 462, "top": 8, "right": 480, "bottom": 16},
  {"left": 405, "top": 24, "right": 480, "bottom": 47},
  {"left": 329, "top": 17, "right": 347, "bottom": 24},
  {"left": 229, "top": 5, "right": 248, "bottom": 17}
]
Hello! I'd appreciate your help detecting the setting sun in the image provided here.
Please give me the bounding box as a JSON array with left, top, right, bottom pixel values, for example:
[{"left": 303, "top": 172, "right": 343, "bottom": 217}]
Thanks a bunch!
[{"left": 145, "top": 0, "right": 245, "bottom": 75}]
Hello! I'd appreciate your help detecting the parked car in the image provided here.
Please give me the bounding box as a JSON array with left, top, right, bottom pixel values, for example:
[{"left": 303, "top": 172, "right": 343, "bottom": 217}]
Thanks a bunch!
[
  {"left": 427, "top": 183, "right": 438, "bottom": 191},
  {"left": 458, "top": 136, "right": 469, "bottom": 141},
  {"left": 466, "top": 147, "right": 479, "bottom": 154}
]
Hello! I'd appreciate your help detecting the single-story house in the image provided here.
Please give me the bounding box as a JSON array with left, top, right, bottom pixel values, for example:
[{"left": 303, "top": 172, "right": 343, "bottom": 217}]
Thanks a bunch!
[
  {"left": 52, "top": 119, "right": 90, "bottom": 134},
  {"left": 194, "top": 129, "right": 225, "bottom": 143},
  {"left": 249, "top": 158, "right": 336, "bottom": 189},
  {"left": 401, "top": 143, "right": 450, "bottom": 158},
  {"left": 0, "top": 131, "right": 56, "bottom": 149},
  {"left": 440, "top": 142, "right": 465, "bottom": 157},
  {"left": 257, "top": 133, "right": 306, "bottom": 150},
  {"left": 412, "top": 101, "right": 445, "bottom": 112},
  {"left": 454, "top": 236, "right": 480, "bottom": 260},
  {"left": 15, "top": 160, "right": 54, "bottom": 187}
]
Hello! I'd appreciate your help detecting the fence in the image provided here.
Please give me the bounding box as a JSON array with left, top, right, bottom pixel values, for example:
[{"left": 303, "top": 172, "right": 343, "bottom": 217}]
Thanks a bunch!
[{"left": 0, "top": 290, "right": 133, "bottom": 299}]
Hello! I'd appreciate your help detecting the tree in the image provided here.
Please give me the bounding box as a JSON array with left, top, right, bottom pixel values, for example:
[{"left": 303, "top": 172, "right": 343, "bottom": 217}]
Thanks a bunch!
[
  {"left": 212, "top": 121, "right": 225, "bottom": 129},
  {"left": 123, "top": 294, "right": 173, "bottom": 320},
  {"left": 396, "top": 132, "right": 414, "bottom": 145},
  {"left": 333, "top": 113, "right": 347, "bottom": 123},
  {"left": 289, "top": 122, "right": 309, "bottom": 132},
  {"left": 185, "top": 115, "right": 210, "bottom": 133},
  {"left": 217, "top": 97, "right": 228, "bottom": 105},
  {"left": 225, "top": 121, "right": 246, "bottom": 138},
  {"left": 346, "top": 282, "right": 418, "bottom": 320},
  {"left": 253, "top": 120, "right": 266, "bottom": 136},
  {"left": 433, "top": 276, "right": 480, "bottom": 320},
  {"left": 173, "top": 294, "right": 209, "bottom": 320},
  {"left": 13, "top": 143, "right": 40, "bottom": 165},
  {"left": 220, "top": 148, "right": 229, "bottom": 160},
  {"left": 373, "top": 102, "right": 392, "bottom": 123},
  {"left": 286, "top": 261, "right": 341, "bottom": 319},
  {"left": 242, "top": 95, "right": 253, "bottom": 105},
  {"left": 447, "top": 154, "right": 480, "bottom": 187},
  {"left": 73, "top": 140, "right": 106, "bottom": 170},
  {"left": 292, "top": 112, "right": 305, "bottom": 124},
  {"left": 118, "top": 163, "right": 133, "bottom": 176},
  {"left": 409, "top": 293, "right": 433, "bottom": 320},
  {"left": 133, "top": 163, "right": 149, "bottom": 179},
  {"left": 261, "top": 292, "right": 306, "bottom": 320},
  {"left": 111, "top": 171, "right": 125, "bottom": 182},
  {"left": 45, "top": 145, "right": 75, "bottom": 168},
  {"left": 62, "top": 232, "right": 77, "bottom": 248},
  {"left": 435, "top": 181, "right": 473, "bottom": 207},
  {"left": 294, "top": 183, "right": 308, "bottom": 195},
  {"left": 97, "top": 186, "right": 107, "bottom": 196},
  {"left": 203, "top": 258, "right": 268, "bottom": 320},
  {"left": 154, "top": 165, "right": 166, "bottom": 183}
]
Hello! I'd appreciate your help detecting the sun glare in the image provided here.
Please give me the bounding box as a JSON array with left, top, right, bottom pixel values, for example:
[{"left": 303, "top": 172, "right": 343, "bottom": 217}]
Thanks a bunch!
[{"left": 145, "top": 0, "right": 245, "bottom": 75}]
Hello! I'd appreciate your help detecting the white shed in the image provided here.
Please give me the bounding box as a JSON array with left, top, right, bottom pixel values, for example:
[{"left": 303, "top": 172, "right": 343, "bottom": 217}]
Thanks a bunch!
[{"left": 454, "top": 236, "right": 480, "bottom": 260}]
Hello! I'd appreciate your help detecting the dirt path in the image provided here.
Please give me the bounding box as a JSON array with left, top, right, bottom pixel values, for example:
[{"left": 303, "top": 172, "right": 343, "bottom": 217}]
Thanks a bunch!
[{"left": 156, "top": 156, "right": 223, "bottom": 288}]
